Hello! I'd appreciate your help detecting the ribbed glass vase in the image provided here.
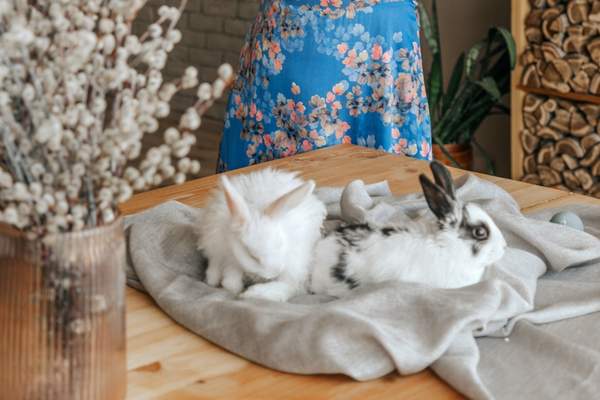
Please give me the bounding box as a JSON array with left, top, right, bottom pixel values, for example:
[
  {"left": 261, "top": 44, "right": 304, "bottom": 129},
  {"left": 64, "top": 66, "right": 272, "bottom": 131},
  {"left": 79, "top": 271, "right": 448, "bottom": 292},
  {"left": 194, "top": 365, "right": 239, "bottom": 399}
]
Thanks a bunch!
[{"left": 0, "top": 219, "right": 127, "bottom": 400}]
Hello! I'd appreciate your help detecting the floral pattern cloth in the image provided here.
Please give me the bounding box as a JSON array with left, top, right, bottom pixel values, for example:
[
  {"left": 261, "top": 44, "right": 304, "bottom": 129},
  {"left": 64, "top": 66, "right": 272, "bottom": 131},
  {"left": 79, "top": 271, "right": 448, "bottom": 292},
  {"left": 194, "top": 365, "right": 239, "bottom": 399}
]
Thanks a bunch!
[{"left": 218, "top": 0, "right": 431, "bottom": 172}]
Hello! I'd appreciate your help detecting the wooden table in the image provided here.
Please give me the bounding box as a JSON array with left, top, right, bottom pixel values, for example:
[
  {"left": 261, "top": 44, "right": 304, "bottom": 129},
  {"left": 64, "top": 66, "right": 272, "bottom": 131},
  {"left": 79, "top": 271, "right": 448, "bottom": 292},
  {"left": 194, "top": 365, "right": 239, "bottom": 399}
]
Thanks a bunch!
[{"left": 121, "top": 144, "right": 600, "bottom": 400}]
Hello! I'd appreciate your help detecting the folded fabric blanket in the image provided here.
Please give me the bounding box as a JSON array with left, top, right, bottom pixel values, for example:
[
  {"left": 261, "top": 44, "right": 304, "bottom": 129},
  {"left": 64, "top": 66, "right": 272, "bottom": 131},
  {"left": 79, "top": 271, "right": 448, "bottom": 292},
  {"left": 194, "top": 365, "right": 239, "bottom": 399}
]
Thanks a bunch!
[{"left": 125, "top": 174, "right": 600, "bottom": 400}]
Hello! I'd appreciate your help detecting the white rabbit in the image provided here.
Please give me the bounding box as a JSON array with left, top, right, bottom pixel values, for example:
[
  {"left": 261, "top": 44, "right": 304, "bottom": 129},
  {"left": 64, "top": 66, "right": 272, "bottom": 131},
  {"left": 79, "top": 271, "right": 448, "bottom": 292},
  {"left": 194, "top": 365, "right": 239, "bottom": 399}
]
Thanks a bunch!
[
  {"left": 310, "top": 161, "right": 507, "bottom": 297},
  {"left": 198, "top": 168, "right": 327, "bottom": 302}
]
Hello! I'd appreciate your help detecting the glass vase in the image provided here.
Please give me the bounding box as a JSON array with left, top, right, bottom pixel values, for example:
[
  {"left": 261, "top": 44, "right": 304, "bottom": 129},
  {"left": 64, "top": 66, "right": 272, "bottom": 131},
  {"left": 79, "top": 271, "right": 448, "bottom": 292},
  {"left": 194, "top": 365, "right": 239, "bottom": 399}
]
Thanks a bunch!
[{"left": 0, "top": 219, "right": 127, "bottom": 400}]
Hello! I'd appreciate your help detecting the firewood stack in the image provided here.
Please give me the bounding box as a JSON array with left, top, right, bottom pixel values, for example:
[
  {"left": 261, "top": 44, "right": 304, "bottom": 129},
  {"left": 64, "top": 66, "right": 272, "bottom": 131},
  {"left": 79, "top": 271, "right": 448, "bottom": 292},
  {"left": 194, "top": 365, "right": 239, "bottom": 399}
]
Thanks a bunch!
[
  {"left": 521, "top": 0, "right": 600, "bottom": 94},
  {"left": 519, "top": 0, "right": 600, "bottom": 199},
  {"left": 521, "top": 94, "right": 600, "bottom": 197}
]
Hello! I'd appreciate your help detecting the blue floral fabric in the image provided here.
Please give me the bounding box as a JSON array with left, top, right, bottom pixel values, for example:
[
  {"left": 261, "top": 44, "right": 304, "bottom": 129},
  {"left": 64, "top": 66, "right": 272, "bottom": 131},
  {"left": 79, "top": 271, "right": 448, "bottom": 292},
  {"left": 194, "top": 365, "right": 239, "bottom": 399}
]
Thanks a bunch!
[{"left": 218, "top": 0, "right": 431, "bottom": 172}]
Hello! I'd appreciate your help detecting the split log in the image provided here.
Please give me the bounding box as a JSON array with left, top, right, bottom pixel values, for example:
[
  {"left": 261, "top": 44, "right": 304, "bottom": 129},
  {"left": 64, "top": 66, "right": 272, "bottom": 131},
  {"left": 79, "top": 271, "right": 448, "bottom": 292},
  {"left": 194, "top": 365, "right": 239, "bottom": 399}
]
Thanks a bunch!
[
  {"left": 527, "top": 9, "right": 545, "bottom": 27},
  {"left": 580, "top": 143, "right": 600, "bottom": 167},
  {"left": 549, "top": 109, "right": 571, "bottom": 131},
  {"left": 524, "top": 112, "right": 539, "bottom": 129},
  {"left": 592, "top": 184, "right": 600, "bottom": 199},
  {"left": 588, "top": 37, "right": 600, "bottom": 66},
  {"left": 524, "top": 154, "right": 538, "bottom": 174},
  {"left": 542, "top": 60, "right": 572, "bottom": 93},
  {"left": 570, "top": 70, "right": 590, "bottom": 92},
  {"left": 556, "top": 137, "right": 585, "bottom": 158},
  {"left": 523, "top": 174, "right": 542, "bottom": 185},
  {"left": 521, "top": 50, "right": 538, "bottom": 66},
  {"left": 569, "top": 111, "right": 593, "bottom": 136},
  {"left": 537, "top": 144, "right": 556, "bottom": 164},
  {"left": 526, "top": 27, "right": 544, "bottom": 45},
  {"left": 581, "top": 21, "right": 598, "bottom": 37},
  {"left": 521, "top": 130, "right": 541, "bottom": 154},
  {"left": 522, "top": 64, "right": 542, "bottom": 88},
  {"left": 556, "top": 99, "right": 576, "bottom": 112},
  {"left": 579, "top": 104, "right": 600, "bottom": 125},
  {"left": 562, "top": 170, "right": 581, "bottom": 189},
  {"left": 562, "top": 153, "right": 580, "bottom": 170},
  {"left": 542, "top": 98, "right": 558, "bottom": 112},
  {"left": 593, "top": 160, "right": 600, "bottom": 176},
  {"left": 524, "top": 95, "right": 544, "bottom": 113},
  {"left": 567, "top": 0, "right": 589, "bottom": 24},
  {"left": 574, "top": 168, "right": 594, "bottom": 191},
  {"left": 529, "top": 0, "right": 546, "bottom": 9},
  {"left": 537, "top": 126, "right": 563, "bottom": 140},
  {"left": 521, "top": 1, "right": 600, "bottom": 95},
  {"left": 581, "top": 133, "right": 600, "bottom": 152},
  {"left": 542, "top": 7, "right": 562, "bottom": 21},
  {"left": 535, "top": 105, "right": 552, "bottom": 125},
  {"left": 550, "top": 157, "right": 566, "bottom": 172},
  {"left": 565, "top": 54, "right": 587, "bottom": 74},
  {"left": 548, "top": 14, "right": 570, "bottom": 39},
  {"left": 590, "top": 0, "right": 600, "bottom": 23},
  {"left": 582, "top": 63, "right": 598, "bottom": 78},
  {"left": 542, "top": 42, "right": 565, "bottom": 61},
  {"left": 539, "top": 165, "right": 563, "bottom": 186},
  {"left": 519, "top": 1, "right": 600, "bottom": 195},
  {"left": 591, "top": 74, "right": 600, "bottom": 95}
]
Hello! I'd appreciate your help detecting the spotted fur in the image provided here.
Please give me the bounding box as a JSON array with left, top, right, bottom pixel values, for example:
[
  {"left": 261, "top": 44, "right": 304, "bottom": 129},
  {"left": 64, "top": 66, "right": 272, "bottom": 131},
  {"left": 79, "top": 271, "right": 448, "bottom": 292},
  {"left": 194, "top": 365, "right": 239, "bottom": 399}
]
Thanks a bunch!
[{"left": 310, "top": 161, "right": 507, "bottom": 297}]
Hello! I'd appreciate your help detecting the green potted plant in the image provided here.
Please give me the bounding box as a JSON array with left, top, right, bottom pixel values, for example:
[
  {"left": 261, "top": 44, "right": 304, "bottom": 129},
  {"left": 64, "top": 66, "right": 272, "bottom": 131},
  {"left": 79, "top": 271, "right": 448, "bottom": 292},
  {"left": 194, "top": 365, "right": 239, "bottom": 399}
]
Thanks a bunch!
[{"left": 418, "top": 0, "right": 517, "bottom": 174}]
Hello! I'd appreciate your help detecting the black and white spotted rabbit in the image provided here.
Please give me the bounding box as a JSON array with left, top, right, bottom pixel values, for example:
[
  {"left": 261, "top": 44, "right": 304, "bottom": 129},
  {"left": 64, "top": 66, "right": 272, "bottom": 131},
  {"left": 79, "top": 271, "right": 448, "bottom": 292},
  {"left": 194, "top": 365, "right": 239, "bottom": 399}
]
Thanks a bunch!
[{"left": 310, "top": 161, "right": 507, "bottom": 297}]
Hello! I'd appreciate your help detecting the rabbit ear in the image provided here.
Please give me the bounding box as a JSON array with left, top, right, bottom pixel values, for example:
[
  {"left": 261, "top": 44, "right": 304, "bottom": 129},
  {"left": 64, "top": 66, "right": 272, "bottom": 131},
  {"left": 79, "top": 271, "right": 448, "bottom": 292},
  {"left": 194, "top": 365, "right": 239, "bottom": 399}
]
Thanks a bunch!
[
  {"left": 221, "top": 175, "right": 250, "bottom": 226},
  {"left": 430, "top": 161, "right": 456, "bottom": 200},
  {"left": 419, "top": 174, "right": 460, "bottom": 227},
  {"left": 265, "top": 180, "right": 316, "bottom": 218}
]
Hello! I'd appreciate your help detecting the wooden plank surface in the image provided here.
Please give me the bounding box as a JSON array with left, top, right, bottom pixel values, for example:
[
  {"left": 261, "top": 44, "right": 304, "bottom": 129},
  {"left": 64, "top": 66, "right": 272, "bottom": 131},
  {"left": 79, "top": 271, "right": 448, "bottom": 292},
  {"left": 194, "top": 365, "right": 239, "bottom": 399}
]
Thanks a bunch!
[
  {"left": 517, "top": 85, "right": 600, "bottom": 106},
  {"left": 510, "top": 0, "right": 528, "bottom": 180},
  {"left": 121, "top": 144, "right": 600, "bottom": 400}
]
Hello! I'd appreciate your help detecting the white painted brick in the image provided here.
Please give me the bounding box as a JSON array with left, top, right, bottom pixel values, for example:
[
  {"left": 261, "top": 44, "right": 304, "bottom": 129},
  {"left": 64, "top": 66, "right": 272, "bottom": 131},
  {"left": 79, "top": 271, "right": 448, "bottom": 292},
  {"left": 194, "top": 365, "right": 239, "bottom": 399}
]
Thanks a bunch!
[
  {"left": 203, "top": 0, "right": 238, "bottom": 17},
  {"left": 205, "top": 33, "right": 245, "bottom": 52},
  {"left": 180, "top": 30, "right": 207, "bottom": 48},
  {"left": 189, "top": 48, "right": 223, "bottom": 67},
  {"left": 224, "top": 19, "right": 249, "bottom": 36},
  {"left": 188, "top": 13, "right": 224, "bottom": 32},
  {"left": 238, "top": 1, "right": 260, "bottom": 20},
  {"left": 133, "top": 0, "right": 259, "bottom": 125}
]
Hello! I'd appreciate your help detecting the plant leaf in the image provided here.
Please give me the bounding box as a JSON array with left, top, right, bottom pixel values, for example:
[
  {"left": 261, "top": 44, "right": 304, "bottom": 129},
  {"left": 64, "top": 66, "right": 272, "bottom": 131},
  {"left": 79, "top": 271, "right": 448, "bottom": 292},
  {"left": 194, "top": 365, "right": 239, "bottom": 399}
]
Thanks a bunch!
[
  {"left": 465, "top": 41, "right": 484, "bottom": 79},
  {"left": 428, "top": 54, "right": 443, "bottom": 119},
  {"left": 419, "top": 0, "right": 444, "bottom": 120},
  {"left": 472, "top": 137, "right": 497, "bottom": 175},
  {"left": 432, "top": 135, "right": 461, "bottom": 168},
  {"left": 474, "top": 77, "right": 502, "bottom": 102},
  {"left": 417, "top": 2, "right": 439, "bottom": 54},
  {"left": 431, "top": 0, "right": 441, "bottom": 49},
  {"left": 489, "top": 27, "right": 517, "bottom": 69},
  {"left": 443, "top": 52, "right": 464, "bottom": 113}
]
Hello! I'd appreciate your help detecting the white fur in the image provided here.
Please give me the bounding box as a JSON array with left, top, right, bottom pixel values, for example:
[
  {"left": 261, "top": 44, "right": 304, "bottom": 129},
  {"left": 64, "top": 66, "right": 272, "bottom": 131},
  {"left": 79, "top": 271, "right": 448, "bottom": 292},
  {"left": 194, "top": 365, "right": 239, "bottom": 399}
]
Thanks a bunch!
[
  {"left": 310, "top": 203, "right": 507, "bottom": 297},
  {"left": 197, "top": 168, "right": 327, "bottom": 302}
]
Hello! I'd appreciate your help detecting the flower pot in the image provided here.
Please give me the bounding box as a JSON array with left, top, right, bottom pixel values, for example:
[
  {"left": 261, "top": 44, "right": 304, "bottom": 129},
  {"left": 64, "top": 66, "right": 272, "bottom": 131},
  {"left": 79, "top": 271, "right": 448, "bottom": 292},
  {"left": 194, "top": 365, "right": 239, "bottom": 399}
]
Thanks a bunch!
[
  {"left": 0, "top": 219, "right": 127, "bottom": 400},
  {"left": 432, "top": 143, "right": 473, "bottom": 170}
]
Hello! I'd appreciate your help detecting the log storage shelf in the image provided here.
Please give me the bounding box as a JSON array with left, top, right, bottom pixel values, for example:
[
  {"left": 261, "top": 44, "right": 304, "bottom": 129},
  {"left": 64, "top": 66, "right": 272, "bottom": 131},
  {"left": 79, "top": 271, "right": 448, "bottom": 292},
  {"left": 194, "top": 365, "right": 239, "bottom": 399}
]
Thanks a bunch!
[{"left": 511, "top": 0, "right": 600, "bottom": 199}]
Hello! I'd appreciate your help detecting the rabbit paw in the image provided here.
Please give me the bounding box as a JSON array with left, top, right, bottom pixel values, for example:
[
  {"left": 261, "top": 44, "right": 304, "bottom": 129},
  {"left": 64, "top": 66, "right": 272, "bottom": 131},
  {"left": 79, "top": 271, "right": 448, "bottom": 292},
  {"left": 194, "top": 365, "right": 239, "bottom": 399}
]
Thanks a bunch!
[
  {"left": 221, "top": 266, "right": 244, "bottom": 295},
  {"left": 240, "top": 282, "right": 294, "bottom": 302},
  {"left": 205, "top": 263, "right": 222, "bottom": 287}
]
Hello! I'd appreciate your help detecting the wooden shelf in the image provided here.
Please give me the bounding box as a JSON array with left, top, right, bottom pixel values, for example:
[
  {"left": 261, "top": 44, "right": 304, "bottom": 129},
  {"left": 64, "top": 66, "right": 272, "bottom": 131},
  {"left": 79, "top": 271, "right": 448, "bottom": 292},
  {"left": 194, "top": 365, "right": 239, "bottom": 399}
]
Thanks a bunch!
[
  {"left": 510, "top": 0, "right": 528, "bottom": 180},
  {"left": 510, "top": 0, "right": 600, "bottom": 180},
  {"left": 517, "top": 85, "right": 600, "bottom": 106}
]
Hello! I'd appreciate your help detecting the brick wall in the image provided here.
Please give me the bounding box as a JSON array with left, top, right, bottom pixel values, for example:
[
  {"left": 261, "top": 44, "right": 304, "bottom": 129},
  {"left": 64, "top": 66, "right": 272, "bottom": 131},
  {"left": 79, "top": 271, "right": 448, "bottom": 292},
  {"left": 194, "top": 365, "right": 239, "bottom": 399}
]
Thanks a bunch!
[
  {"left": 135, "top": 0, "right": 259, "bottom": 124},
  {"left": 134, "top": 0, "right": 260, "bottom": 174}
]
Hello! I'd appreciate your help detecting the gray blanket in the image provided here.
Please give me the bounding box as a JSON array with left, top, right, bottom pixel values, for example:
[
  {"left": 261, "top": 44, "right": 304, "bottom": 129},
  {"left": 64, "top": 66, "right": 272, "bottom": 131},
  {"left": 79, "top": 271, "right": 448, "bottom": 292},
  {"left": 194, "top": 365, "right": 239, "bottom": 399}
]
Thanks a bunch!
[{"left": 125, "top": 174, "right": 600, "bottom": 400}]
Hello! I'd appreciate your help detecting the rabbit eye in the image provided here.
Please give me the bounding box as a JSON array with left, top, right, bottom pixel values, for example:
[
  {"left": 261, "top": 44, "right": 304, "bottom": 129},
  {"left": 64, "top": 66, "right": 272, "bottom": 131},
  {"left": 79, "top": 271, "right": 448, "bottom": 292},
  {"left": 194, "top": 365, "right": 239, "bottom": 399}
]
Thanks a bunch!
[{"left": 472, "top": 226, "right": 489, "bottom": 241}]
